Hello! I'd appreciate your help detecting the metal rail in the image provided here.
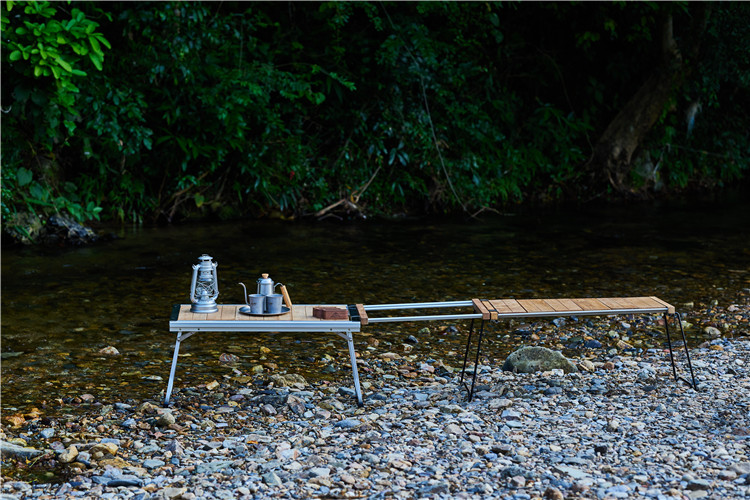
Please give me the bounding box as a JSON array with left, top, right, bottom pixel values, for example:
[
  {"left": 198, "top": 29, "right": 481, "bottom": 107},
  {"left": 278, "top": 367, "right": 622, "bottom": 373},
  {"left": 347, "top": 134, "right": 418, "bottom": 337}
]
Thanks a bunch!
[
  {"left": 368, "top": 313, "right": 483, "bottom": 323},
  {"left": 364, "top": 300, "right": 478, "bottom": 323},
  {"left": 364, "top": 300, "right": 474, "bottom": 311}
]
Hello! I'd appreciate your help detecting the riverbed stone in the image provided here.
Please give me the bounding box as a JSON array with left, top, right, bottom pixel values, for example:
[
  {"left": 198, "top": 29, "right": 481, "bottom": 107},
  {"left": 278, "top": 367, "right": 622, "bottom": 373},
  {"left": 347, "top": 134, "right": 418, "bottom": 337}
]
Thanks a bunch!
[
  {"left": 502, "top": 346, "right": 578, "bottom": 374},
  {"left": 57, "top": 445, "right": 78, "bottom": 463},
  {"left": 0, "top": 441, "right": 44, "bottom": 459},
  {"left": 334, "top": 418, "right": 361, "bottom": 429},
  {"left": 142, "top": 459, "right": 165, "bottom": 469},
  {"left": 155, "top": 411, "right": 176, "bottom": 427},
  {"left": 270, "top": 373, "right": 307, "bottom": 388},
  {"left": 89, "top": 442, "right": 118, "bottom": 458},
  {"left": 703, "top": 326, "right": 722, "bottom": 338},
  {"left": 263, "top": 471, "right": 282, "bottom": 486}
]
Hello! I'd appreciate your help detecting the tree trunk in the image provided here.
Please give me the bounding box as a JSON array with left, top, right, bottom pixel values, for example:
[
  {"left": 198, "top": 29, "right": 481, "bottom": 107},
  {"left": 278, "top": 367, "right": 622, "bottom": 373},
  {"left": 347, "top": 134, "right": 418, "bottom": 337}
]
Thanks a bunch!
[{"left": 591, "top": 15, "right": 684, "bottom": 193}]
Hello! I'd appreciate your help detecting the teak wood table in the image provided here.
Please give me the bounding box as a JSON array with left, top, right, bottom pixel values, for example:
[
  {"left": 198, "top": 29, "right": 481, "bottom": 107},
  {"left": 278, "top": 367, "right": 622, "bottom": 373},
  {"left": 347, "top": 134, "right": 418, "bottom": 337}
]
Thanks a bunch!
[
  {"left": 461, "top": 296, "right": 696, "bottom": 400},
  {"left": 166, "top": 304, "right": 362, "bottom": 406}
]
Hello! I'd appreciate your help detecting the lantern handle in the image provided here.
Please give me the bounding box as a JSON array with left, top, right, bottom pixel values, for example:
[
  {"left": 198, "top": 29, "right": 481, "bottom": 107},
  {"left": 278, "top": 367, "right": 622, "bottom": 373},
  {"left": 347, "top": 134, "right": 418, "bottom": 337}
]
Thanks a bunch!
[
  {"left": 211, "top": 262, "right": 219, "bottom": 299},
  {"left": 189, "top": 263, "right": 200, "bottom": 303}
]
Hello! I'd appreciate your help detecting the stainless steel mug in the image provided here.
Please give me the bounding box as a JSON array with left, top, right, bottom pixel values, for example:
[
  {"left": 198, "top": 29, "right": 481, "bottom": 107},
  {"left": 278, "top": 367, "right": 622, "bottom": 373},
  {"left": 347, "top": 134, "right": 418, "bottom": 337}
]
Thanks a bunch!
[
  {"left": 249, "top": 294, "right": 265, "bottom": 314},
  {"left": 265, "top": 294, "right": 283, "bottom": 314}
]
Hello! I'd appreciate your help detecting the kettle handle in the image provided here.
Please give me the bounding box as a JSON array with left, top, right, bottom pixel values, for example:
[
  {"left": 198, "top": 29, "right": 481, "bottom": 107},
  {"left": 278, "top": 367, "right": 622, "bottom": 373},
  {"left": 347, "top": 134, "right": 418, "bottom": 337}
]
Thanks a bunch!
[{"left": 279, "top": 284, "right": 293, "bottom": 310}]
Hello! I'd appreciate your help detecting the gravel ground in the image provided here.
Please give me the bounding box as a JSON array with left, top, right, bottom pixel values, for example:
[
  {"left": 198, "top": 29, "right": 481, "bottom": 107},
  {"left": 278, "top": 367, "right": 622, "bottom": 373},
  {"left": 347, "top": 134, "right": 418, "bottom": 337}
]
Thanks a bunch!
[{"left": 2, "top": 320, "right": 749, "bottom": 499}]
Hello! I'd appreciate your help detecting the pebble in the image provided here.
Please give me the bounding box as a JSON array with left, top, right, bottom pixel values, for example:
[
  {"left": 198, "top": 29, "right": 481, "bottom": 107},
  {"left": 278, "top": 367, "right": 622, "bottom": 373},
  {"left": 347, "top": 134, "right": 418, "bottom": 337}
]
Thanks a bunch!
[
  {"left": 333, "top": 418, "right": 361, "bottom": 429},
  {"left": 155, "top": 411, "right": 176, "bottom": 427},
  {"left": 2, "top": 326, "right": 749, "bottom": 500},
  {"left": 98, "top": 346, "right": 120, "bottom": 356}
]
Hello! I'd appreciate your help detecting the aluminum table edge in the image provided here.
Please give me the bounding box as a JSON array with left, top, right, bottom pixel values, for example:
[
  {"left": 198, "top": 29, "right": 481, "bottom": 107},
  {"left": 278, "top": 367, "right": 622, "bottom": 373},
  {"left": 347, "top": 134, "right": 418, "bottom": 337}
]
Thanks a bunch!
[{"left": 169, "top": 320, "right": 361, "bottom": 333}]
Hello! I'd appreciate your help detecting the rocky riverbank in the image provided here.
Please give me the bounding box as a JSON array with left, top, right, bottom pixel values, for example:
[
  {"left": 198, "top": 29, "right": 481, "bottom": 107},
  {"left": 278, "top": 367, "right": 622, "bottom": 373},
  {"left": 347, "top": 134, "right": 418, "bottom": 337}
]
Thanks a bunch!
[
  {"left": 2, "top": 329, "right": 749, "bottom": 499},
  {"left": 2, "top": 213, "right": 107, "bottom": 246}
]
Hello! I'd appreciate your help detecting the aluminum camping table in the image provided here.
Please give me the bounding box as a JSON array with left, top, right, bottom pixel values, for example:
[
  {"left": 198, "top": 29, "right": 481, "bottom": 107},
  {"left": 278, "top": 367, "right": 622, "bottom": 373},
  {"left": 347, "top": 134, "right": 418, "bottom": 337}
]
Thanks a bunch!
[{"left": 166, "top": 304, "right": 362, "bottom": 405}]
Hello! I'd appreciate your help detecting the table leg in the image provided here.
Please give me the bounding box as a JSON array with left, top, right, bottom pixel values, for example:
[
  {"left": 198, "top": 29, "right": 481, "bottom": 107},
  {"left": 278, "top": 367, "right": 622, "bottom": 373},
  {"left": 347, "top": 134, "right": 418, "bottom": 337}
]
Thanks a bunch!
[
  {"left": 663, "top": 313, "right": 698, "bottom": 390},
  {"left": 164, "top": 335, "right": 183, "bottom": 406},
  {"left": 345, "top": 331, "right": 364, "bottom": 406},
  {"left": 460, "top": 319, "right": 475, "bottom": 385},
  {"left": 674, "top": 312, "right": 698, "bottom": 389},
  {"left": 468, "top": 320, "right": 485, "bottom": 402},
  {"left": 663, "top": 313, "right": 679, "bottom": 381}
]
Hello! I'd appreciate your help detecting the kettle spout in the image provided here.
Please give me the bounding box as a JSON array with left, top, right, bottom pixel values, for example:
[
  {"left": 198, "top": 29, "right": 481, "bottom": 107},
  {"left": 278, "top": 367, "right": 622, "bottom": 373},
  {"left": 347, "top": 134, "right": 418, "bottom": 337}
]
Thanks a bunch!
[{"left": 238, "top": 282, "right": 249, "bottom": 305}]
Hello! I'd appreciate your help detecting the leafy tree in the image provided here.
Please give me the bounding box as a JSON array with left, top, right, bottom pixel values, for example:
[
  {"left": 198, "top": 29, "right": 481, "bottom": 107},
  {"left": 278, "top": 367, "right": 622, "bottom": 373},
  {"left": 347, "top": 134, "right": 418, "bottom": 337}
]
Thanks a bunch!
[
  {"left": 1, "top": 0, "right": 110, "bottom": 237},
  {"left": 1, "top": 1, "right": 748, "bottom": 241}
]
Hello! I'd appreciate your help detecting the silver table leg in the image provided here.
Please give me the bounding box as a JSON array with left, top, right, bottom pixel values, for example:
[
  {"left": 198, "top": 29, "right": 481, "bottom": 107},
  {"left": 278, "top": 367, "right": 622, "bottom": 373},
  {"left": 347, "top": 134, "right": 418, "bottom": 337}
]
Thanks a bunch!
[
  {"left": 164, "top": 331, "right": 196, "bottom": 406},
  {"left": 339, "top": 331, "right": 363, "bottom": 406}
]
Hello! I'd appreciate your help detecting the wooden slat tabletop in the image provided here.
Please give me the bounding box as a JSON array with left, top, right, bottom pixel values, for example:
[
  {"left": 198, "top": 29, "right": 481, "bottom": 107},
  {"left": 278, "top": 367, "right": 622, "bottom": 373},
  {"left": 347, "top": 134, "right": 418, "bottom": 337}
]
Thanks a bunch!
[
  {"left": 175, "top": 304, "right": 351, "bottom": 322},
  {"left": 472, "top": 296, "right": 674, "bottom": 317}
]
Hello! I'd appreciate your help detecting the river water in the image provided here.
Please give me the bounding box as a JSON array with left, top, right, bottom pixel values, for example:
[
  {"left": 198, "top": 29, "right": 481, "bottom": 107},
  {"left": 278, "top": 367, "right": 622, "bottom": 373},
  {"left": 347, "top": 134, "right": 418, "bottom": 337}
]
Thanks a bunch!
[{"left": 2, "top": 202, "right": 749, "bottom": 415}]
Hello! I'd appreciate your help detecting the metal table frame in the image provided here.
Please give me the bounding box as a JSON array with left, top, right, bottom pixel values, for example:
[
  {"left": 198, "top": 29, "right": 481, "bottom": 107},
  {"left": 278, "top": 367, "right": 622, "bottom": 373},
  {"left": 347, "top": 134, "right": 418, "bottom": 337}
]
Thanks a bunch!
[
  {"left": 358, "top": 299, "right": 697, "bottom": 401},
  {"left": 166, "top": 298, "right": 697, "bottom": 406},
  {"left": 166, "top": 304, "right": 363, "bottom": 406}
]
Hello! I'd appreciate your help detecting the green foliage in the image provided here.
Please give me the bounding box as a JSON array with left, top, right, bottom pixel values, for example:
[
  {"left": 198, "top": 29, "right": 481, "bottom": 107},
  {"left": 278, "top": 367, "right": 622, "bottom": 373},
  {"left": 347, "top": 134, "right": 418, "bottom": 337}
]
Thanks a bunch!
[
  {"left": 1, "top": 0, "right": 109, "bottom": 229},
  {"left": 1, "top": 1, "right": 748, "bottom": 236},
  {"left": 635, "top": 3, "right": 750, "bottom": 191}
]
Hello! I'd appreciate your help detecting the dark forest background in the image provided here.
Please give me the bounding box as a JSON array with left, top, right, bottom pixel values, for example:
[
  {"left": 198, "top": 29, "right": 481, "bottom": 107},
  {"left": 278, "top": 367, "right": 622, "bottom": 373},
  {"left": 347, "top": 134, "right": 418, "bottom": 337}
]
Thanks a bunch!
[{"left": 2, "top": 1, "right": 748, "bottom": 238}]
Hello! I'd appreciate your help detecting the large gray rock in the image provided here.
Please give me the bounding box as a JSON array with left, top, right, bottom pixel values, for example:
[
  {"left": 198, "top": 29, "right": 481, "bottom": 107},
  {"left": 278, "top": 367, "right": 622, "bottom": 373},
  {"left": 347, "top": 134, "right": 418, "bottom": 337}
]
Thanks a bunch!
[
  {"left": 502, "top": 346, "right": 578, "bottom": 374},
  {"left": 0, "top": 440, "right": 45, "bottom": 459}
]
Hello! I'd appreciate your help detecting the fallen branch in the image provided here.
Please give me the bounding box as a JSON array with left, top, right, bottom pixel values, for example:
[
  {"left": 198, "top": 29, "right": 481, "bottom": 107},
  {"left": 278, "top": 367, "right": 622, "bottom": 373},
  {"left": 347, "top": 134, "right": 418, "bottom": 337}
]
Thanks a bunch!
[
  {"left": 470, "top": 206, "right": 501, "bottom": 219},
  {"left": 314, "top": 165, "right": 381, "bottom": 219}
]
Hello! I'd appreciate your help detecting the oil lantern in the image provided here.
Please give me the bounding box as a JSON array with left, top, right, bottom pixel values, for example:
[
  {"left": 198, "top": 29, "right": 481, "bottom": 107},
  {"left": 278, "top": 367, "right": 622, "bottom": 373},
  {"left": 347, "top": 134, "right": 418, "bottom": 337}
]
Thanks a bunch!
[{"left": 189, "top": 254, "right": 219, "bottom": 313}]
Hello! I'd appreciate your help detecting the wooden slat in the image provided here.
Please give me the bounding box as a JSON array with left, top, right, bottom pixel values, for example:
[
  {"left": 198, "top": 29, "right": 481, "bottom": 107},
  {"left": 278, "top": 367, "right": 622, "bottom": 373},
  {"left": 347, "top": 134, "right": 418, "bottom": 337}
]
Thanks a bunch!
[
  {"left": 177, "top": 304, "right": 191, "bottom": 321},
  {"left": 472, "top": 299, "right": 491, "bottom": 320},
  {"left": 305, "top": 305, "right": 320, "bottom": 321},
  {"left": 179, "top": 303, "right": 209, "bottom": 321},
  {"left": 542, "top": 298, "right": 580, "bottom": 313},
  {"left": 650, "top": 296, "right": 675, "bottom": 314},
  {"left": 617, "top": 297, "right": 647, "bottom": 309},
  {"left": 628, "top": 296, "right": 665, "bottom": 310},
  {"left": 614, "top": 297, "right": 643, "bottom": 309},
  {"left": 541, "top": 298, "right": 566, "bottom": 312},
  {"left": 356, "top": 304, "right": 368, "bottom": 326},
  {"left": 205, "top": 309, "right": 223, "bottom": 321},
  {"left": 572, "top": 298, "right": 611, "bottom": 311},
  {"left": 499, "top": 299, "right": 526, "bottom": 313},
  {"left": 292, "top": 305, "right": 310, "bottom": 321},
  {"left": 618, "top": 297, "right": 657, "bottom": 310},
  {"left": 220, "top": 305, "right": 237, "bottom": 320},
  {"left": 488, "top": 300, "right": 515, "bottom": 314},
  {"left": 518, "top": 299, "right": 555, "bottom": 313},
  {"left": 557, "top": 298, "right": 583, "bottom": 311},
  {"left": 481, "top": 299, "right": 499, "bottom": 320},
  {"left": 598, "top": 297, "right": 626, "bottom": 310}
]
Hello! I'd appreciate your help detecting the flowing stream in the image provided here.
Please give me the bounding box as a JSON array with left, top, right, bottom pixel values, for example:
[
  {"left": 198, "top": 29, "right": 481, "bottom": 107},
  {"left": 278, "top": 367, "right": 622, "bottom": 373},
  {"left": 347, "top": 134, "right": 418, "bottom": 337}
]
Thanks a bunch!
[{"left": 2, "top": 202, "right": 749, "bottom": 415}]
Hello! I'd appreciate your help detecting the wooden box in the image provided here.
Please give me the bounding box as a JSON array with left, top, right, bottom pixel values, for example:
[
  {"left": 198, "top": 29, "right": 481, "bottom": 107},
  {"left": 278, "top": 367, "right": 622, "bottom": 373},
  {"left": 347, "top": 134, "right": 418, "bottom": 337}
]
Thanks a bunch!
[{"left": 312, "top": 306, "right": 349, "bottom": 320}]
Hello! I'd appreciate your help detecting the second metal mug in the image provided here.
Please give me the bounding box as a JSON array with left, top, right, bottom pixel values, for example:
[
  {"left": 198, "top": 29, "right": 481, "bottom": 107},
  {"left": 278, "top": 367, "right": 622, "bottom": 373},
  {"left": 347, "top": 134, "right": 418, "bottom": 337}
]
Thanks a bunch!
[{"left": 265, "top": 294, "right": 283, "bottom": 314}]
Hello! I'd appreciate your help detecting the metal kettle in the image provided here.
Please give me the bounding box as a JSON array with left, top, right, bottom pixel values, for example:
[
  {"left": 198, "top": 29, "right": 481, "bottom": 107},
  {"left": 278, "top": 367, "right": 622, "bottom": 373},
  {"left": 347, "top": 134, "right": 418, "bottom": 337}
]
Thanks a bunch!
[
  {"left": 256, "top": 273, "right": 277, "bottom": 295},
  {"left": 238, "top": 273, "right": 293, "bottom": 311}
]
